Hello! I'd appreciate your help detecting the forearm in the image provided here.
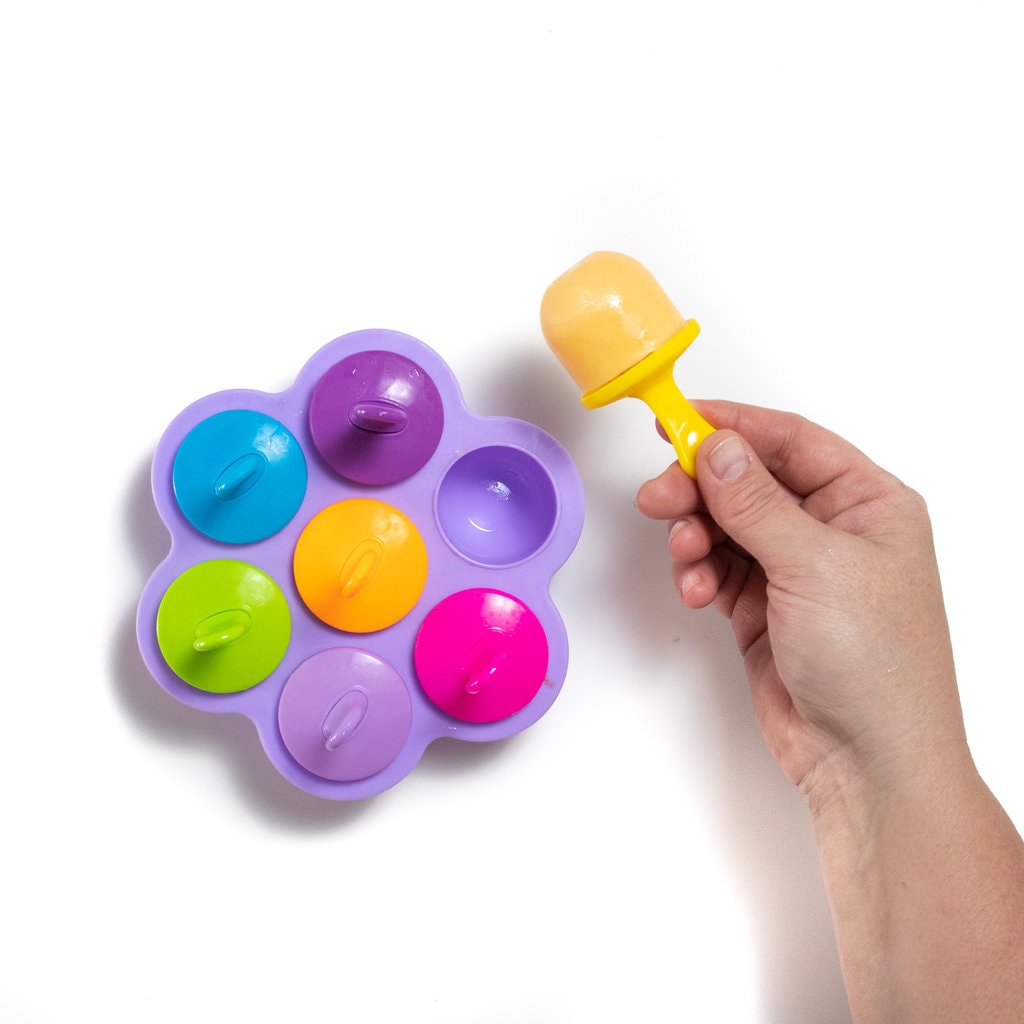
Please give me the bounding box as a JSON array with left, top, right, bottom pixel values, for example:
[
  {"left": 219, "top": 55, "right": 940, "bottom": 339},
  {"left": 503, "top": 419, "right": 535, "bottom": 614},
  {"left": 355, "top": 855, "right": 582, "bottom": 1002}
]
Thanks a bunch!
[{"left": 805, "top": 746, "right": 1024, "bottom": 1024}]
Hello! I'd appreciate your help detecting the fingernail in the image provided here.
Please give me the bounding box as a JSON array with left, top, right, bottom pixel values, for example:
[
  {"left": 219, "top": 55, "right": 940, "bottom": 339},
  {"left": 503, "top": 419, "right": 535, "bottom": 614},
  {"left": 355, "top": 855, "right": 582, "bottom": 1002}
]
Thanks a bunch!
[
  {"left": 708, "top": 435, "right": 749, "bottom": 482},
  {"left": 679, "top": 569, "right": 701, "bottom": 597},
  {"left": 669, "top": 517, "right": 690, "bottom": 540}
]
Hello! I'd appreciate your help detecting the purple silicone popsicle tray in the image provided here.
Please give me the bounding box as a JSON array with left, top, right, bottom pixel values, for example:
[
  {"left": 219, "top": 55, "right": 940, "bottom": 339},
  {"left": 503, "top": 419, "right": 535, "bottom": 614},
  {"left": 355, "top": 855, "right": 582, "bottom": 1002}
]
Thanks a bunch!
[{"left": 137, "top": 329, "right": 584, "bottom": 799}]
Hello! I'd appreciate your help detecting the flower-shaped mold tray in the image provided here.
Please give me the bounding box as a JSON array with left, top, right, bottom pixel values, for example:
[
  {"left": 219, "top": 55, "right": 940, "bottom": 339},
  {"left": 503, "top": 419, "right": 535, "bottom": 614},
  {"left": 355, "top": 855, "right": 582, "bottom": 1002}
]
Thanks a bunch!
[{"left": 137, "top": 329, "right": 585, "bottom": 799}]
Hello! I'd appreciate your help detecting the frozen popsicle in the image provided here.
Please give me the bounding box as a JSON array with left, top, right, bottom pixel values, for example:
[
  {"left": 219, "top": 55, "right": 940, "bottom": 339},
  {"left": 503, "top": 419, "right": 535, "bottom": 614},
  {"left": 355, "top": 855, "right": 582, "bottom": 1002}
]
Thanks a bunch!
[{"left": 540, "top": 251, "right": 715, "bottom": 477}]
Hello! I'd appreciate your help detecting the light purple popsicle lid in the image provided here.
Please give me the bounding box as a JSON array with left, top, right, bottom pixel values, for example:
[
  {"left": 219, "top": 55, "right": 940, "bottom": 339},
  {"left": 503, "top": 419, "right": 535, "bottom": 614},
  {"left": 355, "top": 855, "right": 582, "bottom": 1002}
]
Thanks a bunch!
[{"left": 278, "top": 647, "right": 413, "bottom": 782}]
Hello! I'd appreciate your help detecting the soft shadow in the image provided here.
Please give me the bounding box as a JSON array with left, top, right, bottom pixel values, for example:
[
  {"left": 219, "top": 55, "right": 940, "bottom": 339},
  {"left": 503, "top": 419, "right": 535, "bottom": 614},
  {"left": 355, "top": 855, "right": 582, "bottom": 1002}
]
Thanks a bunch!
[
  {"left": 610, "top": 505, "right": 849, "bottom": 1018},
  {"left": 467, "top": 340, "right": 590, "bottom": 455},
  {"left": 678, "top": 612, "right": 852, "bottom": 1022},
  {"left": 414, "top": 734, "right": 514, "bottom": 779}
]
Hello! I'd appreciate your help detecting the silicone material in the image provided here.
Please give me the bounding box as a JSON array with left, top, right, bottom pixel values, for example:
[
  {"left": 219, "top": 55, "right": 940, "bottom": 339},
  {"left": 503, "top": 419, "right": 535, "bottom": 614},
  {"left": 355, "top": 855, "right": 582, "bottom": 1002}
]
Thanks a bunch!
[
  {"left": 155, "top": 559, "right": 291, "bottom": 694},
  {"left": 172, "top": 409, "right": 307, "bottom": 543},
  {"left": 137, "top": 329, "right": 584, "bottom": 800},
  {"left": 309, "top": 349, "right": 443, "bottom": 485},
  {"left": 414, "top": 589, "right": 548, "bottom": 723},
  {"left": 293, "top": 498, "right": 428, "bottom": 633},
  {"left": 435, "top": 445, "right": 559, "bottom": 567},
  {"left": 278, "top": 647, "right": 413, "bottom": 782}
]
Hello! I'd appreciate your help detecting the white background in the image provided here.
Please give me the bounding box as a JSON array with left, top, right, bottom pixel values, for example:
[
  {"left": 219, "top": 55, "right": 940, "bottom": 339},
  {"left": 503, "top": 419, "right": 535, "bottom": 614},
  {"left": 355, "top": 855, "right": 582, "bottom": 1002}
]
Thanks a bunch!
[{"left": 3, "top": 3, "right": 1022, "bottom": 1022}]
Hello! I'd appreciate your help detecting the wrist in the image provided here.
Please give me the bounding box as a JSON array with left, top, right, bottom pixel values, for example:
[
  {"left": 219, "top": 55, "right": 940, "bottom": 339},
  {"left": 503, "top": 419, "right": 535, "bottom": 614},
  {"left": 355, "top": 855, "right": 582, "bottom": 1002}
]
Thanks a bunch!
[
  {"left": 799, "top": 730, "right": 977, "bottom": 834},
  {"left": 799, "top": 658, "right": 974, "bottom": 829},
  {"left": 798, "top": 736, "right": 1024, "bottom": 1024},
  {"left": 797, "top": 719, "right": 982, "bottom": 914}
]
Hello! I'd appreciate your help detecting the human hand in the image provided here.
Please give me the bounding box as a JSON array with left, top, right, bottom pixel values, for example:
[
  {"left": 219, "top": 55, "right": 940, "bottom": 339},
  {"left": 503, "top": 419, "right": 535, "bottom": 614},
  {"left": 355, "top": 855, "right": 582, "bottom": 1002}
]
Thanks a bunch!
[
  {"left": 636, "top": 401, "right": 969, "bottom": 799},
  {"left": 639, "top": 400, "right": 1024, "bottom": 1022}
]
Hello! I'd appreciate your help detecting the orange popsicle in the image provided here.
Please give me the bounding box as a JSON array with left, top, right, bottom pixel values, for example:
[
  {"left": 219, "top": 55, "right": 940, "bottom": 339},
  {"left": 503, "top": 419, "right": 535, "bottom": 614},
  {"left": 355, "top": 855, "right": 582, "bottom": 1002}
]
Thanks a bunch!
[{"left": 540, "top": 251, "right": 715, "bottom": 477}]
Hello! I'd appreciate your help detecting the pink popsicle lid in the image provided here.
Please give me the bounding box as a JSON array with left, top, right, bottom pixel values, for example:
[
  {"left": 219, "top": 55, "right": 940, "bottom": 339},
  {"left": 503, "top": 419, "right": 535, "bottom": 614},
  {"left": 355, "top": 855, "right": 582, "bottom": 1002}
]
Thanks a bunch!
[{"left": 413, "top": 589, "right": 548, "bottom": 723}]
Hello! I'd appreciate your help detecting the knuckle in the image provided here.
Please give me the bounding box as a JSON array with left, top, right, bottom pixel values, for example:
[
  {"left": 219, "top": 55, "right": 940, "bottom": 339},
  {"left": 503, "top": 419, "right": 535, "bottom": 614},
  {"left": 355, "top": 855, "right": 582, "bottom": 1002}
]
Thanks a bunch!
[{"left": 724, "top": 471, "right": 784, "bottom": 531}]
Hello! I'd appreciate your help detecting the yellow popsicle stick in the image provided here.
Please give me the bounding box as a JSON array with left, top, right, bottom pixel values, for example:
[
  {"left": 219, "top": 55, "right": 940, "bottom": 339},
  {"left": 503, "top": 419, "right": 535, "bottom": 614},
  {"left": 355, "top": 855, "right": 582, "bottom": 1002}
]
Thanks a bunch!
[{"left": 580, "top": 321, "right": 714, "bottom": 478}]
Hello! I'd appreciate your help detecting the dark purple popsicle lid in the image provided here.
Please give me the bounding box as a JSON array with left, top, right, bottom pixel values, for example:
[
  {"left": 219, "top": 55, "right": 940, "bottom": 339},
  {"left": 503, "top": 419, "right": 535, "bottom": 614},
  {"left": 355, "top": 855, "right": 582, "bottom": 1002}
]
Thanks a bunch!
[{"left": 309, "top": 350, "right": 443, "bottom": 485}]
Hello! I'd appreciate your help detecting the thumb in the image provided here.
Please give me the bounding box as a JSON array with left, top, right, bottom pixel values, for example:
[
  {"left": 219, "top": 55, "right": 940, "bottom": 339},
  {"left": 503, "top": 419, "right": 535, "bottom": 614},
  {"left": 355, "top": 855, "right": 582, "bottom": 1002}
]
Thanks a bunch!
[{"left": 697, "top": 431, "right": 826, "bottom": 576}]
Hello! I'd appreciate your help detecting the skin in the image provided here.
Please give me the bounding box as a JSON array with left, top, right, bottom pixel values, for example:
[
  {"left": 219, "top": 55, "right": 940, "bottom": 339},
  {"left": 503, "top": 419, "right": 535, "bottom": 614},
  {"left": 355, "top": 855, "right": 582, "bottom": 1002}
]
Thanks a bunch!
[{"left": 636, "top": 400, "right": 1024, "bottom": 1024}]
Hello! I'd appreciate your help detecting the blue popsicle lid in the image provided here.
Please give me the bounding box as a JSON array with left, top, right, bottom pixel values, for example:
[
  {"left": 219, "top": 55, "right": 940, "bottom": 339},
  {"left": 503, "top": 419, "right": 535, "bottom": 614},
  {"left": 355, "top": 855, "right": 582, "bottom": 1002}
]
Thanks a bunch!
[{"left": 172, "top": 408, "right": 307, "bottom": 543}]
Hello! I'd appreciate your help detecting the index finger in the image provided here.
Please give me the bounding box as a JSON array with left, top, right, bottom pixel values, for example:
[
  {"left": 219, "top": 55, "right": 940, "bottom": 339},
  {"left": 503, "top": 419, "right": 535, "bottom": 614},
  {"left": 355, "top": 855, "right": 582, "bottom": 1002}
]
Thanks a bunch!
[{"left": 636, "top": 459, "right": 704, "bottom": 520}]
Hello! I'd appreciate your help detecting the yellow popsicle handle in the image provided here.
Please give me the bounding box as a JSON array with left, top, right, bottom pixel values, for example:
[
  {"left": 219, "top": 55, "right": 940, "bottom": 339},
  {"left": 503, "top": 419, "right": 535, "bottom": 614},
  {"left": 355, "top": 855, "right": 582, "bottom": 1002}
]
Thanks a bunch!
[
  {"left": 632, "top": 372, "right": 715, "bottom": 478},
  {"left": 579, "top": 321, "right": 715, "bottom": 478}
]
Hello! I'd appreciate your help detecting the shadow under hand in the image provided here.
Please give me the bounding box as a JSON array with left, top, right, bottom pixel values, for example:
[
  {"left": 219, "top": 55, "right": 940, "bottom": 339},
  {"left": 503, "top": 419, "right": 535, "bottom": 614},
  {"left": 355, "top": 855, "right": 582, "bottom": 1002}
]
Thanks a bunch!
[{"left": 684, "top": 613, "right": 851, "bottom": 1022}]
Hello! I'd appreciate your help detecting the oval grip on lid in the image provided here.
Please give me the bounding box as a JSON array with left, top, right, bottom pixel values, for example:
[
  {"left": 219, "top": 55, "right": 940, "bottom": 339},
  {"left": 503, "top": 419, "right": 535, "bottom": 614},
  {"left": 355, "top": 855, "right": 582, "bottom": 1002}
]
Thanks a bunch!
[
  {"left": 213, "top": 452, "right": 266, "bottom": 501},
  {"left": 458, "top": 629, "right": 510, "bottom": 695},
  {"left": 192, "top": 608, "right": 254, "bottom": 652},
  {"left": 414, "top": 589, "right": 549, "bottom": 723},
  {"left": 338, "top": 537, "right": 385, "bottom": 598},
  {"left": 349, "top": 400, "right": 409, "bottom": 434},
  {"left": 322, "top": 689, "right": 370, "bottom": 751}
]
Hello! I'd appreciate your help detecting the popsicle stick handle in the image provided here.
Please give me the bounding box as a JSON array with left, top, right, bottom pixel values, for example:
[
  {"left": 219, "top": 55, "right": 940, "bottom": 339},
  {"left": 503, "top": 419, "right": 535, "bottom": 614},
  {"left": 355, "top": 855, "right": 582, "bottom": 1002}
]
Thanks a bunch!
[{"left": 639, "top": 373, "right": 715, "bottom": 479}]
